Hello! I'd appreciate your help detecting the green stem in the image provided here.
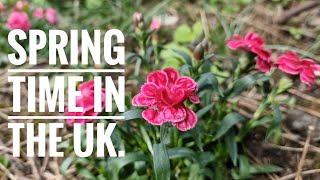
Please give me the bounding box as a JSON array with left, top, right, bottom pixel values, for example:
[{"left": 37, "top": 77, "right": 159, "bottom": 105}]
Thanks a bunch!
[{"left": 160, "top": 124, "right": 169, "bottom": 143}]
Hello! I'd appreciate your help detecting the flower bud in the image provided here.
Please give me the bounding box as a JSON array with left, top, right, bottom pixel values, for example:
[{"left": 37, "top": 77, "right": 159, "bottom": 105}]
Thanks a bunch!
[
  {"left": 0, "top": 2, "right": 3, "bottom": 13},
  {"left": 201, "top": 38, "right": 208, "bottom": 52},
  {"left": 193, "top": 43, "right": 204, "bottom": 61},
  {"left": 14, "top": 0, "right": 28, "bottom": 11},
  {"left": 133, "top": 12, "right": 143, "bottom": 29},
  {"left": 150, "top": 18, "right": 161, "bottom": 31}
]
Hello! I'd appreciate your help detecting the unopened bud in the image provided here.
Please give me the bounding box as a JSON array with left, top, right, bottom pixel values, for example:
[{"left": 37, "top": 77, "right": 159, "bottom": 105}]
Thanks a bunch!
[
  {"left": 14, "top": 0, "right": 28, "bottom": 11},
  {"left": 193, "top": 43, "right": 204, "bottom": 61},
  {"left": 201, "top": 38, "right": 208, "bottom": 52},
  {"left": 0, "top": 2, "right": 3, "bottom": 13},
  {"left": 152, "top": 33, "right": 159, "bottom": 44},
  {"left": 133, "top": 12, "right": 143, "bottom": 29}
]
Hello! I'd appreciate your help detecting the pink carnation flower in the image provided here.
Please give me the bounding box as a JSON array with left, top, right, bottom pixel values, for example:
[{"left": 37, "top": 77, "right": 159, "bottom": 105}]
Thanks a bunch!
[
  {"left": 150, "top": 18, "right": 161, "bottom": 31},
  {"left": 132, "top": 68, "right": 200, "bottom": 131},
  {"left": 0, "top": 2, "right": 3, "bottom": 13},
  {"left": 65, "top": 80, "right": 106, "bottom": 126},
  {"left": 227, "top": 32, "right": 273, "bottom": 72},
  {"left": 45, "top": 7, "right": 58, "bottom": 25},
  {"left": 7, "top": 11, "right": 31, "bottom": 31},
  {"left": 14, "top": 1, "right": 27, "bottom": 11},
  {"left": 133, "top": 12, "right": 143, "bottom": 22},
  {"left": 33, "top": 8, "right": 44, "bottom": 19},
  {"left": 275, "top": 51, "right": 320, "bottom": 87}
]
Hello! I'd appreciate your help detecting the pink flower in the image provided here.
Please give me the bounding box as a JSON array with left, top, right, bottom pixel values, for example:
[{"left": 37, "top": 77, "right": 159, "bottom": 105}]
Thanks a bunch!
[
  {"left": 14, "top": 1, "right": 27, "bottom": 11},
  {"left": 275, "top": 51, "right": 320, "bottom": 87},
  {"left": 45, "top": 7, "right": 58, "bottom": 25},
  {"left": 65, "top": 80, "right": 106, "bottom": 126},
  {"left": 7, "top": 11, "right": 31, "bottom": 31},
  {"left": 227, "top": 32, "right": 273, "bottom": 72},
  {"left": 33, "top": 8, "right": 44, "bottom": 19},
  {"left": 132, "top": 68, "right": 200, "bottom": 131},
  {"left": 133, "top": 12, "right": 143, "bottom": 28},
  {"left": 0, "top": 2, "right": 4, "bottom": 13},
  {"left": 150, "top": 18, "right": 161, "bottom": 31},
  {"left": 133, "top": 12, "right": 143, "bottom": 22}
]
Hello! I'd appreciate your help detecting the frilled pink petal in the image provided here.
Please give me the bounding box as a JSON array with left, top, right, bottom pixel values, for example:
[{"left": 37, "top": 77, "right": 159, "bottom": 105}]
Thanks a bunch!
[
  {"left": 173, "top": 106, "right": 197, "bottom": 131},
  {"left": 162, "top": 106, "right": 186, "bottom": 123},
  {"left": 276, "top": 51, "right": 300, "bottom": 68},
  {"left": 132, "top": 93, "right": 155, "bottom": 107},
  {"left": 79, "top": 80, "right": 95, "bottom": 91},
  {"left": 67, "top": 119, "right": 92, "bottom": 126},
  {"left": 142, "top": 108, "right": 165, "bottom": 125},
  {"left": 256, "top": 57, "right": 272, "bottom": 72},
  {"left": 301, "top": 59, "right": 318, "bottom": 71},
  {"left": 83, "top": 109, "right": 99, "bottom": 117},
  {"left": 301, "top": 58, "right": 315, "bottom": 65},
  {"left": 150, "top": 18, "right": 161, "bottom": 31},
  {"left": 278, "top": 64, "right": 300, "bottom": 75},
  {"left": 65, "top": 106, "right": 89, "bottom": 126},
  {"left": 33, "top": 8, "right": 44, "bottom": 19},
  {"left": 172, "top": 76, "right": 197, "bottom": 93},
  {"left": 251, "top": 47, "right": 271, "bottom": 61},
  {"left": 227, "top": 35, "right": 245, "bottom": 50},
  {"left": 163, "top": 68, "right": 179, "bottom": 87},
  {"left": 81, "top": 91, "right": 95, "bottom": 111},
  {"left": 245, "top": 32, "right": 265, "bottom": 47},
  {"left": 46, "top": 7, "right": 58, "bottom": 25},
  {"left": 141, "top": 83, "right": 158, "bottom": 97},
  {"left": 300, "top": 69, "right": 316, "bottom": 86},
  {"left": 7, "top": 11, "right": 31, "bottom": 31},
  {"left": 147, "top": 70, "right": 168, "bottom": 87},
  {"left": 161, "top": 88, "right": 185, "bottom": 106},
  {"left": 276, "top": 52, "right": 302, "bottom": 75},
  {"left": 189, "top": 94, "right": 200, "bottom": 104}
]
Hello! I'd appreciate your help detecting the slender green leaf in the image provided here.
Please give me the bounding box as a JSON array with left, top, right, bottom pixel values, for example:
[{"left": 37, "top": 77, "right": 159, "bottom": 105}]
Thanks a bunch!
[
  {"left": 60, "top": 155, "right": 75, "bottom": 174},
  {"left": 173, "top": 49, "right": 193, "bottom": 66},
  {"left": 78, "top": 167, "right": 96, "bottom": 180},
  {"left": 239, "top": 156, "right": 250, "bottom": 178},
  {"left": 153, "top": 143, "right": 170, "bottom": 180},
  {"left": 213, "top": 112, "right": 245, "bottom": 140},
  {"left": 227, "top": 73, "right": 265, "bottom": 98},
  {"left": 107, "top": 152, "right": 149, "bottom": 179},
  {"left": 198, "top": 152, "right": 216, "bottom": 167},
  {"left": 225, "top": 130, "right": 238, "bottom": 166},
  {"left": 249, "top": 164, "right": 283, "bottom": 174},
  {"left": 123, "top": 109, "right": 143, "bottom": 120},
  {"left": 168, "top": 147, "right": 196, "bottom": 161},
  {"left": 266, "top": 104, "right": 282, "bottom": 141},
  {"left": 196, "top": 103, "right": 214, "bottom": 119},
  {"left": 140, "top": 125, "right": 153, "bottom": 155},
  {"left": 188, "top": 164, "right": 202, "bottom": 180}
]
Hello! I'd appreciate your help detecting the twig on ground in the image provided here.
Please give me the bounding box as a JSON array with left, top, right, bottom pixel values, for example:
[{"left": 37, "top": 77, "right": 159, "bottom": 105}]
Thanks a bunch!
[
  {"left": 0, "top": 162, "right": 17, "bottom": 180},
  {"left": 277, "top": 169, "right": 320, "bottom": 180},
  {"left": 29, "top": 158, "right": 41, "bottom": 180},
  {"left": 295, "top": 125, "right": 314, "bottom": 180},
  {"left": 281, "top": 133, "right": 320, "bottom": 155},
  {"left": 275, "top": 1, "right": 320, "bottom": 24},
  {"left": 265, "top": 143, "right": 320, "bottom": 153},
  {"left": 295, "top": 105, "right": 320, "bottom": 118},
  {"left": 246, "top": 149, "right": 279, "bottom": 180},
  {"left": 288, "top": 89, "right": 320, "bottom": 105}
]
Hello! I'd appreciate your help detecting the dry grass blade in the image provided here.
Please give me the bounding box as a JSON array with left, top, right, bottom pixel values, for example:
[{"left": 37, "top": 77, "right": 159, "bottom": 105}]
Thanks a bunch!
[
  {"left": 295, "top": 125, "right": 315, "bottom": 180},
  {"left": 0, "top": 162, "right": 18, "bottom": 180},
  {"left": 277, "top": 169, "right": 320, "bottom": 180}
]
